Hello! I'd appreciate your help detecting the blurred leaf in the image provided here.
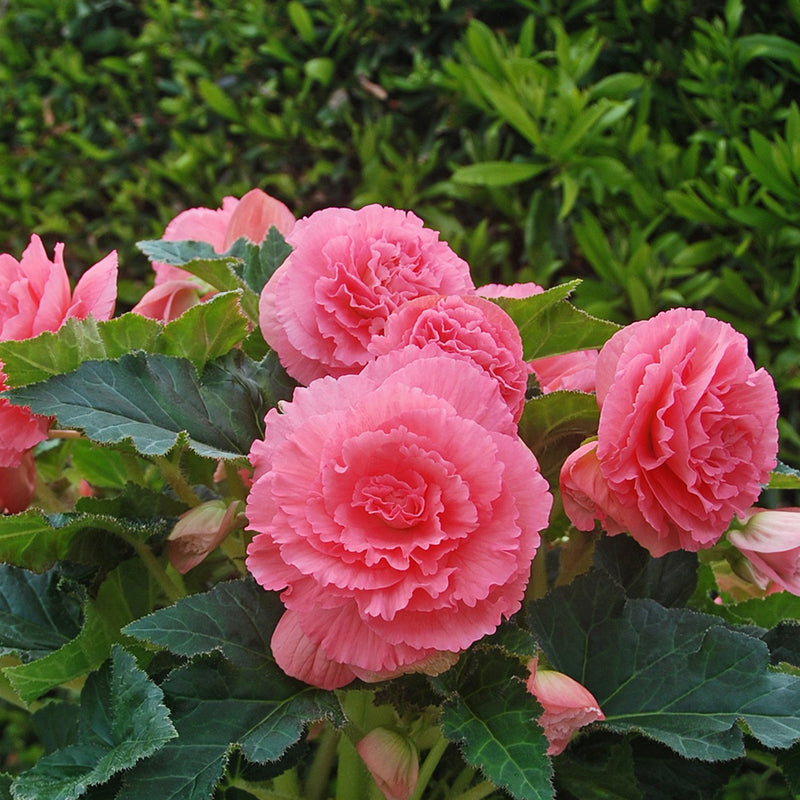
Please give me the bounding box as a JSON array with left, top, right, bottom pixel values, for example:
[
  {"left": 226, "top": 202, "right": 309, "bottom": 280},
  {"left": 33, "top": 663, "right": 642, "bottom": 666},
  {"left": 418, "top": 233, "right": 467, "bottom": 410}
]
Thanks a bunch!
[
  {"left": 11, "top": 646, "right": 176, "bottom": 800},
  {"left": 452, "top": 161, "right": 548, "bottom": 187},
  {"left": 529, "top": 570, "right": 800, "bottom": 760},
  {"left": 197, "top": 78, "right": 241, "bottom": 122},
  {"left": 433, "top": 648, "right": 553, "bottom": 800},
  {"left": 116, "top": 656, "right": 343, "bottom": 800}
]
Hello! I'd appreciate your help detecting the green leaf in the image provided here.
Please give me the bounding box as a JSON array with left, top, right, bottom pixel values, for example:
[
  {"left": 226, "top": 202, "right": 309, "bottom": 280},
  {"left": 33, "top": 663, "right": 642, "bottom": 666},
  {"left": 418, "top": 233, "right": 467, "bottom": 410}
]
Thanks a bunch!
[
  {"left": 256, "top": 227, "right": 292, "bottom": 291},
  {"left": 738, "top": 34, "right": 800, "bottom": 69},
  {"left": 4, "top": 352, "right": 274, "bottom": 460},
  {"left": 0, "top": 564, "right": 84, "bottom": 662},
  {"left": 197, "top": 77, "right": 241, "bottom": 122},
  {"left": 529, "top": 570, "right": 800, "bottom": 760},
  {"left": 116, "top": 656, "right": 343, "bottom": 800},
  {"left": 0, "top": 314, "right": 160, "bottom": 387},
  {"left": 156, "top": 291, "right": 250, "bottom": 370},
  {"left": 136, "top": 239, "right": 218, "bottom": 266},
  {"left": 11, "top": 646, "right": 176, "bottom": 800},
  {"left": 517, "top": 391, "right": 599, "bottom": 486},
  {"left": 554, "top": 734, "right": 642, "bottom": 800},
  {"left": 728, "top": 593, "right": 800, "bottom": 630},
  {"left": 3, "top": 559, "right": 155, "bottom": 704},
  {"left": 451, "top": 161, "right": 548, "bottom": 187},
  {"left": 124, "top": 578, "right": 280, "bottom": 668},
  {"left": 433, "top": 649, "right": 553, "bottom": 800},
  {"left": 768, "top": 461, "right": 800, "bottom": 490},
  {"left": 492, "top": 281, "right": 621, "bottom": 360}
]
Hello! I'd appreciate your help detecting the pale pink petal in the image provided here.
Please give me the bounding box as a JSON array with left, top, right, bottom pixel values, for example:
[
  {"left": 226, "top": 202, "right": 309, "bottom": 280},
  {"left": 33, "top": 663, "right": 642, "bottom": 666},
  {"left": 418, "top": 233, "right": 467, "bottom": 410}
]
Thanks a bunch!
[
  {"left": 68, "top": 250, "right": 118, "bottom": 321},
  {"left": 0, "top": 448, "right": 37, "bottom": 514},
  {"left": 132, "top": 280, "right": 203, "bottom": 323},
  {"left": 222, "top": 188, "right": 295, "bottom": 248},
  {"left": 357, "top": 728, "right": 419, "bottom": 800}
]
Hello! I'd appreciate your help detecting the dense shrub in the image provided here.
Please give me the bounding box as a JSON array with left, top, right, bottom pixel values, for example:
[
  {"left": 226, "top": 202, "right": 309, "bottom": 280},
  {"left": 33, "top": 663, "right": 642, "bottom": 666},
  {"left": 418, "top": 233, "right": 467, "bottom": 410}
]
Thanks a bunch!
[{"left": 0, "top": 0, "right": 798, "bottom": 464}]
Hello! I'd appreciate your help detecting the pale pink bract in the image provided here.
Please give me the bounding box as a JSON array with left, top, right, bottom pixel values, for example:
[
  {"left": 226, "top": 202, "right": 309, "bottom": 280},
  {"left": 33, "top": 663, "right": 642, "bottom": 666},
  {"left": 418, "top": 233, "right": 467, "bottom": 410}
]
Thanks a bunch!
[
  {"left": 245, "top": 347, "right": 552, "bottom": 688},
  {"left": 527, "top": 657, "right": 605, "bottom": 756},
  {"left": 369, "top": 294, "right": 529, "bottom": 422},
  {"left": 728, "top": 508, "right": 800, "bottom": 595},
  {"left": 0, "top": 235, "right": 118, "bottom": 470},
  {"left": 561, "top": 308, "right": 779, "bottom": 557},
  {"left": 259, "top": 205, "right": 475, "bottom": 384}
]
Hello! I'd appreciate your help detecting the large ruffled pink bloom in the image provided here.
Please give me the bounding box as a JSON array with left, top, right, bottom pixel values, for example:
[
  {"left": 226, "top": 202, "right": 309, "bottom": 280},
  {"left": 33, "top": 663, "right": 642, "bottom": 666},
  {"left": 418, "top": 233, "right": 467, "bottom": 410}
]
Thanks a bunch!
[
  {"left": 135, "top": 189, "right": 295, "bottom": 322},
  {"left": 259, "top": 205, "right": 475, "bottom": 384},
  {"left": 561, "top": 308, "right": 779, "bottom": 557},
  {"left": 245, "top": 347, "right": 552, "bottom": 688},
  {"left": 0, "top": 235, "right": 118, "bottom": 470},
  {"left": 477, "top": 282, "right": 598, "bottom": 394},
  {"left": 369, "top": 294, "right": 529, "bottom": 422}
]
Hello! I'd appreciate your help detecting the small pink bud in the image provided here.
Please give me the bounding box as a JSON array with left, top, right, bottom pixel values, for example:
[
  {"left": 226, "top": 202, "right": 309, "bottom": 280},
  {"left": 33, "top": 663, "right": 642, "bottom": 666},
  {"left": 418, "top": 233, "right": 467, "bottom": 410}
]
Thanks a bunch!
[
  {"left": 166, "top": 500, "right": 241, "bottom": 574},
  {"left": 527, "top": 658, "right": 605, "bottom": 756},
  {"left": 0, "top": 449, "right": 37, "bottom": 514},
  {"left": 222, "top": 188, "right": 295, "bottom": 249},
  {"left": 356, "top": 727, "right": 419, "bottom": 800},
  {"left": 727, "top": 508, "right": 800, "bottom": 595}
]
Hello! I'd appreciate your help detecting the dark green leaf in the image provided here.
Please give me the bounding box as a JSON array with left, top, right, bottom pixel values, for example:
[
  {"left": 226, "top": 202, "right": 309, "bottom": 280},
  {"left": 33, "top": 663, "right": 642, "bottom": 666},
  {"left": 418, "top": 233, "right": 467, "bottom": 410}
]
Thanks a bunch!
[
  {"left": 529, "top": 571, "right": 800, "bottom": 760},
  {"left": 123, "top": 578, "right": 280, "bottom": 668},
  {"left": 592, "top": 535, "right": 698, "bottom": 608},
  {"left": 778, "top": 741, "right": 800, "bottom": 794},
  {"left": 554, "top": 733, "right": 642, "bottom": 800},
  {"left": 0, "top": 564, "right": 84, "bottom": 662},
  {"left": 136, "top": 240, "right": 218, "bottom": 266},
  {"left": 434, "top": 649, "right": 553, "bottom": 800},
  {"left": 11, "top": 646, "right": 176, "bottom": 800},
  {"left": 762, "top": 621, "right": 800, "bottom": 667},
  {"left": 116, "top": 656, "right": 343, "bottom": 800},
  {"left": 4, "top": 352, "right": 269, "bottom": 460}
]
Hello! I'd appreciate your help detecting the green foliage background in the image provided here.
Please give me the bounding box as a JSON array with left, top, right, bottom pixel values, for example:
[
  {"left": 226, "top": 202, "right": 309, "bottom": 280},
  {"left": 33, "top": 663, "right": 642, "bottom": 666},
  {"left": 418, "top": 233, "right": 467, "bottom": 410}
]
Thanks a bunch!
[{"left": 1, "top": 0, "right": 800, "bottom": 794}]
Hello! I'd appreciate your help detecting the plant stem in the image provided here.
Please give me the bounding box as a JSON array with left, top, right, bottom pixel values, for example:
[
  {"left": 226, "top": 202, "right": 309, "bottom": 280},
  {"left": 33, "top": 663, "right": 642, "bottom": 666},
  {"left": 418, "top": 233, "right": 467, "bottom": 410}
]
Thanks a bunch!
[
  {"left": 409, "top": 730, "right": 449, "bottom": 800},
  {"left": 226, "top": 776, "right": 294, "bottom": 800},
  {"left": 155, "top": 454, "right": 202, "bottom": 507},
  {"left": 48, "top": 429, "right": 83, "bottom": 439},
  {"left": 450, "top": 780, "right": 498, "bottom": 800},
  {"left": 305, "top": 723, "right": 340, "bottom": 800},
  {"left": 336, "top": 729, "right": 369, "bottom": 800}
]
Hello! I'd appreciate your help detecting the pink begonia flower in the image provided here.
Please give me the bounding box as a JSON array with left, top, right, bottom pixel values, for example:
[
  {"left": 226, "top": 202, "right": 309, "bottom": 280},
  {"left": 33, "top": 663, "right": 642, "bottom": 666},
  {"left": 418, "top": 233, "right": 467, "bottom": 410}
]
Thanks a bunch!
[
  {"left": 134, "top": 189, "right": 295, "bottom": 322},
  {"left": 166, "top": 500, "right": 241, "bottom": 574},
  {"left": 369, "top": 294, "right": 529, "bottom": 422},
  {"left": 259, "top": 205, "right": 475, "bottom": 385},
  {"left": 477, "top": 282, "right": 598, "bottom": 394},
  {"left": 246, "top": 346, "right": 552, "bottom": 689},
  {"left": 0, "top": 235, "right": 118, "bottom": 471},
  {"left": 561, "top": 307, "right": 779, "bottom": 557},
  {"left": 0, "top": 450, "right": 37, "bottom": 514},
  {"left": 356, "top": 728, "right": 419, "bottom": 800},
  {"left": 527, "top": 657, "right": 605, "bottom": 756},
  {"left": 727, "top": 508, "right": 800, "bottom": 595}
]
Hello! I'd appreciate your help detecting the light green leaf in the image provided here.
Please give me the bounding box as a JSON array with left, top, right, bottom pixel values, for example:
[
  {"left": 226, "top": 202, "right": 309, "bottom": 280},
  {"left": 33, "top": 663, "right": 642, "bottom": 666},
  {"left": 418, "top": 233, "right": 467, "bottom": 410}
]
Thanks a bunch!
[
  {"left": 197, "top": 77, "right": 241, "bottom": 122},
  {"left": 768, "top": 461, "right": 800, "bottom": 490},
  {"left": 0, "top": 314, "right": 160, "bottom": 387},
  {"left": 452, "top": 161, "right": 548, "bottom": 187},
  {"left": 11, "top": 646, "right": 176, "bottom": 800}
]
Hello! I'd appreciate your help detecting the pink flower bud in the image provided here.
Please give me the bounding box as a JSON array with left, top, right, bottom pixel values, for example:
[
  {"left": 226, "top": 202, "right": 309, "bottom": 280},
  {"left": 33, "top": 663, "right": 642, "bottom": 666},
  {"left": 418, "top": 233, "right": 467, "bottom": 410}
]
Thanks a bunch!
[
  {"left": 222, "top": 188, "right": 295, "bottom": 249},
  {"left": 356, "top": 727, "right": 419, "bottom": 800},
  {"left": 166, "top": 500, "right": 241, "bottom": 574},
  {"left": 727, "top": 508, "right": 800, "bottom": 595},
  {"left": 527, "top": 658, "right": 604, "bottom": 756}
]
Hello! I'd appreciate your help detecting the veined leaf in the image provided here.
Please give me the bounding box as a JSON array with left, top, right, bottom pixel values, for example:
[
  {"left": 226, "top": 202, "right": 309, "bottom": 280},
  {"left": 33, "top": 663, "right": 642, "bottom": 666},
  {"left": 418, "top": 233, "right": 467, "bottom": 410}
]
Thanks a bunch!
[
  {"left": 3, "top": 351, "right": 284, "bottom": 460},
  {"left": 116, "top": 656, "right": 343, "bottom": 800},
  {"left": 124, "top": 578, "right": 280, "bottom": 668},
  {"left": 529, "top": 570, "right": 800, "bottom": 761},
  {"left": 432, "top": 649, "right": 553, "bottom": 800},
  {"left": 11, "top": 646, "right": 176, "bottom": 800}
]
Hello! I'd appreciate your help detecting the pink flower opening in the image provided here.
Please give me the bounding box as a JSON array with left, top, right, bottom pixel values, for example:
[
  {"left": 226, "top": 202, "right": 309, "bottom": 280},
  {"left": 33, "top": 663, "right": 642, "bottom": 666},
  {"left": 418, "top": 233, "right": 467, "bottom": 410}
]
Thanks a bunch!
[
  {"left": 369, "top": 294, "right": 529, "bottom": 422},
  {"left": 245, "top": 348, "right": 552, "bottom": 688},
  {"left": 562, "top": 308, "right": 779, "bottom": 557},
  {"left": 527, "top": 657, "right": 605, "bottom": 756},
  {"left": 259, "top": 205, "right": 475, "bottom": 384}
]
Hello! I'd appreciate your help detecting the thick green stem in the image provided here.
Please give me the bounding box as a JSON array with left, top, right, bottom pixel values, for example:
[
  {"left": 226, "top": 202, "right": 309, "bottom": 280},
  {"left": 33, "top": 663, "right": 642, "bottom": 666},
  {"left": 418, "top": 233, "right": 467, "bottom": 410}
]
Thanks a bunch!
[
  {"left": 336, "top": 731, "right": 370, "bottom": 800},
  {"left": 409, "top": 731, "right": 449, "bottom": 800},
  {"left": 451, "top": 780, "right": 498, "bottom": 800},
  {"left": 305, "top": 724, "right": 340, "bottom": 800}
]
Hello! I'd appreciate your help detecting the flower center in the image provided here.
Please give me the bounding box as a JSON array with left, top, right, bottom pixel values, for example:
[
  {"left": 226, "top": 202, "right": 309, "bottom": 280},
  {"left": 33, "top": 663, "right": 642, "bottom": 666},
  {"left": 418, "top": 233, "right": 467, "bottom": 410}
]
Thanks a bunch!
[{"left": 354, "top": 473, "right": 428, "bottom": 529}]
